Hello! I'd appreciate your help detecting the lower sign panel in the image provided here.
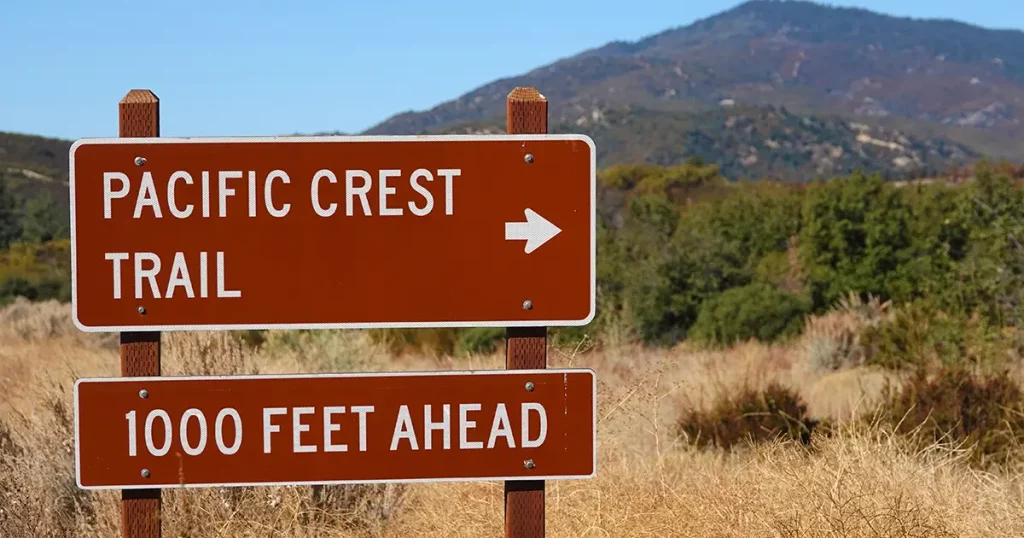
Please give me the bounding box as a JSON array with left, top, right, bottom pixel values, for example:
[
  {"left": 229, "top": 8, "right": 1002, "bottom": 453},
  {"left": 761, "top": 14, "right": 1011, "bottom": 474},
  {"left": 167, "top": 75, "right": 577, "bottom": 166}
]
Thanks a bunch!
[{"left": 74, "top": 369, "right": 596, "bottom": 489}]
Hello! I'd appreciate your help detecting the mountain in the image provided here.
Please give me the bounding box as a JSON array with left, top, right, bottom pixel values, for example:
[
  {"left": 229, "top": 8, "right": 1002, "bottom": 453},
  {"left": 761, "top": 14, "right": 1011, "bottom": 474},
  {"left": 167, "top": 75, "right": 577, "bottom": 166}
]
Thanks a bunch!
[
  {"left": 0, "top": 131, "right": 71, "bottom": 220},
  {"left": 364, "top": 0, "right": 1024, "bottom": 166}
]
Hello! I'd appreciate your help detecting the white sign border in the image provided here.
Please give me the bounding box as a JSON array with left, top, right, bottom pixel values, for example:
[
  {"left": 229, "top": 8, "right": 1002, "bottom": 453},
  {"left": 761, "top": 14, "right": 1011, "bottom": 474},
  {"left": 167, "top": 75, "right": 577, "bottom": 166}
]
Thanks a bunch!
[
  {"left": 69, "top": 134, "right": 597, "bottom": 333},
  {"left": 73, "top": 367, "right": 598, "bottom": 490}
]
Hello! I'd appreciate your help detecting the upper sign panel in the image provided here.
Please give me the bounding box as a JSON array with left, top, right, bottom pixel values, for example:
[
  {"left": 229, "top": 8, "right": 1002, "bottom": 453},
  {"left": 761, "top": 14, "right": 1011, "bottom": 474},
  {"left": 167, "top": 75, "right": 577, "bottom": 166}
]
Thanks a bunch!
[{"left": 69, "top": 135, "right": 596, "bottom": 332}]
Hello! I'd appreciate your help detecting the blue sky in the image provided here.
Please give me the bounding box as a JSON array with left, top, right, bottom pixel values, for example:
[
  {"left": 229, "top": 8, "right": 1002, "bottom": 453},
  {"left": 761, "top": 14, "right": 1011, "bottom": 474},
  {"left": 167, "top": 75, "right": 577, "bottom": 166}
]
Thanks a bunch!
[{"left": 1, "top": 0, "right": 1021, "bottom": 140}]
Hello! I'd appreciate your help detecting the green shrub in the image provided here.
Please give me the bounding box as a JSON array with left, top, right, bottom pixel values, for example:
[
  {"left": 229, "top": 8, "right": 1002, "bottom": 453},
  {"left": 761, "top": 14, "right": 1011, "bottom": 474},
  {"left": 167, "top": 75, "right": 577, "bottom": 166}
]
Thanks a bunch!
[
  {"left": 754, "top": 250, "right": 790, "bottom": 285},
  {"left": 688, "top": 283, "right": 812, "bottom": 346},
  {"left": 0, "top": 239, "right": 71, "bottom": 304},
  {"left": 545, "top": 324, "right": 590, "bottom": 350},
  {"left": 603, "top": 194, "right": 693, "bottom": 344},
  {"left": 19, "top": 193, "right": 67, "bottom": 243},
  {"left": 859, "top": 300, "right": 1011, "bottom": 371},
  {"left": 677, "top": 382, "right": 818, "bottom": 450},
  {"left": 591, "top": 165, "right": 1024, "bottom": 348},
  {"left": 455, "top": 327, "right": 505, "bottom": 356},
  {"left": 622, "top": 227, "right": 752, "bottom": 345},
  {"left": 683, "top": 181, "right": 804, "bottom": 273},
  {"left": 943, "top": 169, "right": 1024, "bottom": 326},
  {"left": 598, "top": 160, "right": 727, "bottom": 202},
  {"left": 0, "top": 178, "right": 21, "bottom": 251},
  {"left": 877, "top": 366, "right": 1024, "bottom": 468},
  {"left": 799, "top": 170, "right": 917, "bottom": 310},
  {"left": 231, "top": 330, "right": 268, "bottom": 350},
  {"left": 601, "top": 178, "right": 806, "bottom": 346}
]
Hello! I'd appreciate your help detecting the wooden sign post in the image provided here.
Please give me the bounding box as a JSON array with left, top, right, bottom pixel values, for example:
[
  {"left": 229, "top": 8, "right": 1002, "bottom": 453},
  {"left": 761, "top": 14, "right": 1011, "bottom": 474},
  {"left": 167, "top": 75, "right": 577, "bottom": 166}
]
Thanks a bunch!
[
  {"left": 504, "top": 87, "right": 549, "bottom": 538},
  {"left": 117, "top": 89, "right": 162, "bottom": 538},
  {"left": 72, "top": 86, "right": 593, "bottom": 538}
]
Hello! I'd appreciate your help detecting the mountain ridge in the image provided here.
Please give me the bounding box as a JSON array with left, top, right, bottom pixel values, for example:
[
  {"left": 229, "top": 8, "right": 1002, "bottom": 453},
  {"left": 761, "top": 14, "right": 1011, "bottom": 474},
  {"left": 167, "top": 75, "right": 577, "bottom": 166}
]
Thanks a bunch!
[{"left": 362, "top": 0, "right": 1024, "bottom": 154}]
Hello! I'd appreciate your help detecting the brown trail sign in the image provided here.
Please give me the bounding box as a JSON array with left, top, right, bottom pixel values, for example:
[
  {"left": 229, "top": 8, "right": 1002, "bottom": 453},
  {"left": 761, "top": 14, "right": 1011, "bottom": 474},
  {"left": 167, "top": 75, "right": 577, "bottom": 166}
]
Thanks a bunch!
[
  {"left": 76, "top": 86, "right": 591, "bottom": 538},
  {"left": 69, "top": 132, "right": 596, "bottom": 332},
  {"left": 75, "top": 369, "right": 596, "bottom": 489}
]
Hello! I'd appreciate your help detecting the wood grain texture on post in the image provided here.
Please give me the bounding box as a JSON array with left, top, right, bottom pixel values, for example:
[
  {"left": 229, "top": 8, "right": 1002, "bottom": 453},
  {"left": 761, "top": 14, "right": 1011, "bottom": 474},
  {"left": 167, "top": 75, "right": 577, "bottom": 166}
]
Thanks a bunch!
[
  {"left": 118, "top": 89, "right": 162, "bottom": 538},
  {"left": 504, "top": 86, "right": 548, "bottom": 538}
]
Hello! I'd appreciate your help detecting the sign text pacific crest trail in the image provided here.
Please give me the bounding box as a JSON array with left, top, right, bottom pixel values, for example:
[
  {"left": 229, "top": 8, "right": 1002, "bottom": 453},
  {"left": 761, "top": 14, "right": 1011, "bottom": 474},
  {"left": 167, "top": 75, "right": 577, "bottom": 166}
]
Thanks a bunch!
[{"left": 69, "top": 134, "right": 597, "bottom": 331}]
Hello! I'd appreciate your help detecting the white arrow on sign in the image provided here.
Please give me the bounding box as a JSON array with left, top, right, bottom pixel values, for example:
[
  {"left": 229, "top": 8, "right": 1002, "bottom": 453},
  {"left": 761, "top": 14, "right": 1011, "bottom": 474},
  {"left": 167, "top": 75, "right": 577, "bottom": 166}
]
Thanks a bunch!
[{"left": 505, "top": 208, "right": 563, "bottom": 254}]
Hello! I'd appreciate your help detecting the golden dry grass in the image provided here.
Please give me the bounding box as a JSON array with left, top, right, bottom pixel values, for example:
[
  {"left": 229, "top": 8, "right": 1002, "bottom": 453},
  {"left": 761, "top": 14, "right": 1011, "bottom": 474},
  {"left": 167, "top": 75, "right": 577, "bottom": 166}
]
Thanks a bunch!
[{"left": 2, "top": 299, "right": 1024, "bottom": 537}]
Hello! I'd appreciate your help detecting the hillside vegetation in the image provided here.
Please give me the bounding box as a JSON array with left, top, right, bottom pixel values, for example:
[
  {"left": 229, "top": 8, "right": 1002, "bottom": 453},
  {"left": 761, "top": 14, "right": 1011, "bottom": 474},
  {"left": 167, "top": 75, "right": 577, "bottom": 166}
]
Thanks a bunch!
[
  {"left": 2, "top": 147, "right": 1024, "bottom": 348},
  {"left": 0, "top": 131, "right": 71, "bottom": 263},
  {"left": 589, "top": 159, "right": 1024, "bottom": 349},
  {"left": 8, "top": 154, "right": 1022, "bottom": 361},
  {"left": 440, "top": 104, "right": 980, "bottom": 182}
]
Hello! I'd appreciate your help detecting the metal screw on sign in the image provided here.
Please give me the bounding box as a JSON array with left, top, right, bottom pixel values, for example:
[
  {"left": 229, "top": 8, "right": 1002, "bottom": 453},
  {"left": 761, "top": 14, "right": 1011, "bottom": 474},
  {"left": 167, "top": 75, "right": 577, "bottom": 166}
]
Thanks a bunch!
[
  {"left": 524, "top": 153, "right": 534, "bottom": 163},
  {"left": 137, "top": 306, "right": 146, "bottom": 315},
  {"left": 525, "top": 382, "right": 535, "bottom": 392},
  {"left": 134, "top": 156, "right": 146, "bottom": 166},
  {"left": 522, "top": 300, "right": 533, "bottom": 311},
  {"left": 139, "top": 389, "right": 149, "bottom": 399},
  {"left": 140, "top": 469, "right": 151, "bottom": 478},
  {"left": 524, "top": 459, "right": 535, "bottom": 470}
]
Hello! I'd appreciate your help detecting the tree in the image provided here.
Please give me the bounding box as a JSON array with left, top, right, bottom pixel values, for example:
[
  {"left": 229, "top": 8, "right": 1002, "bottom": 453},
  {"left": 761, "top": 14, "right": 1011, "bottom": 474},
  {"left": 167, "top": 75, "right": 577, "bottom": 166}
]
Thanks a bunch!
[
  {"left": 0, "top": 177, "right": 22, "bottom": 250},
  {"left": 20, "top": 193, "right": 67, "bottom": 243},
  {"left": 799, "top": 170, "right": 916, "bottom": 309},
  {"left": 689, "top": 282, "right": 812, "bottom": 346}
]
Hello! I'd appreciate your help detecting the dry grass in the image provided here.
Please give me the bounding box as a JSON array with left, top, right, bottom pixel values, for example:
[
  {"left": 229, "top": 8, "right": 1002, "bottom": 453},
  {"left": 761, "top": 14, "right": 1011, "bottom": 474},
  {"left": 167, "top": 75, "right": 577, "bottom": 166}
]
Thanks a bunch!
[{"left": 3, "top": 300, "right": 1024, "bottom": 536}]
